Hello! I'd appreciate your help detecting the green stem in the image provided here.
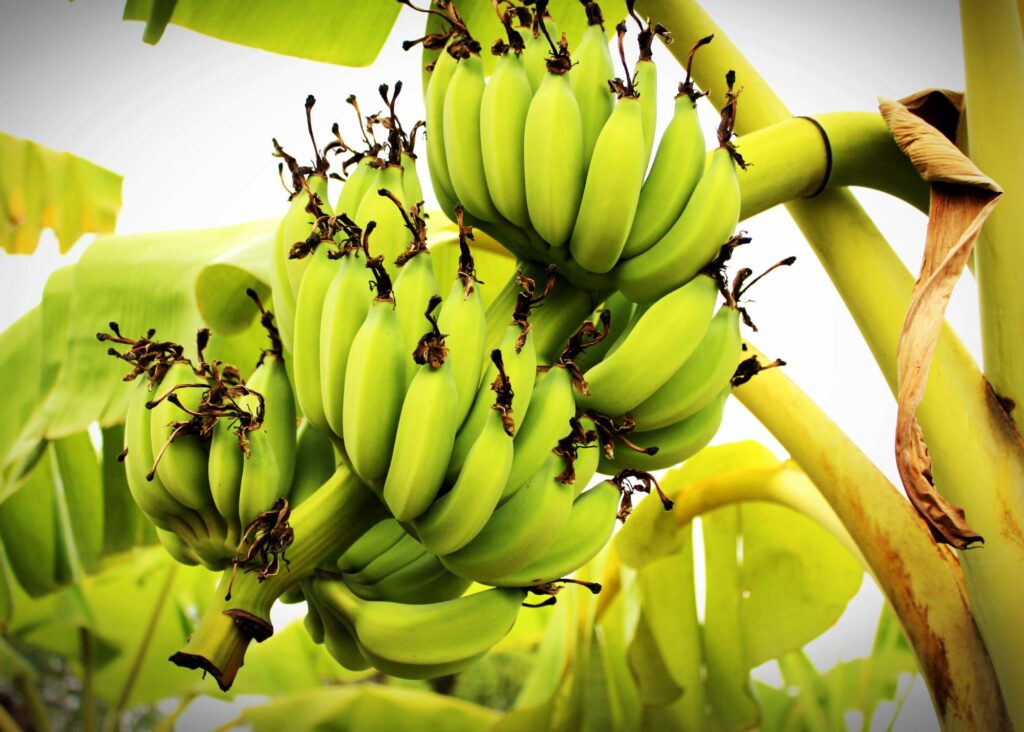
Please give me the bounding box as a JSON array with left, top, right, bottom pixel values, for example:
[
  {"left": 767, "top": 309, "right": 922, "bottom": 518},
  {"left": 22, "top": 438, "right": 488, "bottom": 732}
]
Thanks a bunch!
[
  {"left": 104, "top": 563, "right": 178, "bottom": 732},
  {"left": 0, "top": 704, "right": 22, "bottom": 732},
  {"left": 13, "top": 676, "right": 50, "bottom": 732},
  {"left": 960, "top": 0, "right": 1024, "bottom": 434},
  {"left": 732, "top": 341, "right": 1009, "bottom": 731},
  {"left": 79, "top": 628, "right": 96, "bottom": 732},
  {"left": 170, "top": 464, "right": 386, "bottom": 690},
  {"left": 638, "top": 1, "right": 1024, "bottom": 725}
]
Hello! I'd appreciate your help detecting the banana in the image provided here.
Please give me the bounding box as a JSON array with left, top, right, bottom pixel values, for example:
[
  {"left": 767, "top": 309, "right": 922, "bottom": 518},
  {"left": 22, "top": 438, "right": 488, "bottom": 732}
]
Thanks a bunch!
[
  {"left": 483, "top": 480, "right": 620, "bottom": 587},
  {"left": 597, "top": 389, "right": 729, "bottom": 473},
  {"left": 156, "top": 527, "right": 201, "bottom": 567},
  {"left": 354, "top": 166, "right": 410, "bottom": 266},
  {"left": 320, "top": 242, "right": 370, "bottom": 438},
  {"left": 524, "top": 46, "right": 585, "bottom": 247},
  {"left": 616, "top": 145, "right": 741, "bottom": 303},
  {"left": 573, "top": 291, "right": 636, "bottom": 372},
  {"left": 309, "top": 588, "right": 373, "bottom": 672},
  {"left": 413, "top": 391, "right": 514, "bottom": 556},
  {"left": 289, "top": 421, "right": 337, "bottom": 508},
  {"left": 346, "top": 551, "right": 471, "bottom": 605},
  {"left": 444, "top": 52, "right": 500, "bottom": 222},
  {"left": 343, "top": 532, "right": 426, "bottom": 587},
  {"left": 336, "top": 155, "right": 378, "bottom": 216},
  {"left": 436, "top": 209, "right": 487, "bottom": 423},
  {"left": 336, "top": 518, "right": 407, "bottom": 575},
  {"left": 383, "top": 296, "right": 460, "bottom": 521},
  {"left": 568, "top": 91, "right": 646, "bottom": 274},
  {"left": 620, "top": 39, "right": 710, "bottom": 258},
  {"left": 577, "top": 275, "right": 719, "bottom": 416},
  {"left": 630, "top": 305, "right": 742, "bottom": 431},
  {"left": 570, "top": 10, "right": 616, "bottom": 164},
  {"left": 303, "top": 587, "right": 326, "bottom": 645},
  {"left": 391, "top": 220, "right": 440, "bottom": 385},
  {"left": 343, "top": 253, "right": 407, "bottom": 485},
  {"left": 571, "top": 417, "right": 602, "bottom": 497},
  {"left": 400, "top": 150, "right": 423, "bottom": 211},
  {"left": 634, "top": 57, "right": 657, "bottom": 169},
  {"left": 208, "top": 416, "right": 244, "bottom": 546},
  {"left": 425, "top": 49, "right": 459, "bottom": 217},
  {"left": 314, "top": 579, "right": 526, "bottom": 667},
  {"left": 480, "top": 46, "right": 533, "bottom": 229},
  {"left": 522, "top": 12, "right": 556, "bottom": 92},
  {"left": 440, "top": 452, "right": 575, "bottom": 585}
]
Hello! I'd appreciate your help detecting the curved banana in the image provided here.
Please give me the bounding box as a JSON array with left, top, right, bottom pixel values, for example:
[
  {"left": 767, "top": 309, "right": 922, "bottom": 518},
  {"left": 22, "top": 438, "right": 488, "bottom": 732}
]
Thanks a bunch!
[
  {"left": 303, "top": 588, "right": 326, "bottom": 645},
  {"left": 621, "top": 89, "right": 705, "bottom": 259},
  {"left": 503, "top": 365, "right": 575, "bottom": 499},
  {"left": 424, "top": 49, "right": 459, "bottom": 217},
  {"left": 156, "top": 527, "right": 201, "bottom": 567},
  {"left": 208, "top": 416, "right": 243, "bottom": 545},
  {"left": 443, "top": 52, "right": 499, "bottom": 222},
  {"left": 630, "top": 305, "right": 742, "bottom": 431},
  {"left": 522, "top": 14, "right": 556, "bottom": 92},
  {"left": 440, "top": 452, "right": 575, "bottom": 584},
  {"left": 400, "top": 150, "right": 424, "bottom": 210},
  {"left": 598, "top": 389, "right": 729, "bottom": 473},
  {"left": 616, "top": 145, "right": 741, "bottom": 303},
  {"left": 346, "top": 551, "right": 471, "bottom": 605},
  {"left": 570, "top": 13, "right": 615, "bottom": 164},
  {"left": 573, "top": 291, "right": 636, "bottom": 372},
  {"left": 309, "top": 590, "right": 372, "bottom": 672},
  {"left": 577, "top": 275, "right": 719, "bottom": 416},
  {"left": 336, "top": 155, "right": 377, "bottom": 216},
  {"left": 314, "top": 580, "right": 526, "bottom": 667},
  {"left": 343, "top": 532, "right": 426, "bottom": 587},
  {"left": 336, "top": 518, "right": 407, "bottom": 575},
  {"left": 354, "top": 166, "right": 409, "bottom": 266},
  {"left": 568, "top": 93, "right": 646, "bottom": 273},
  {"left": 343, "top": 256, "right": 407, "bottom": 485},
  {"left": 289, "top": 421, "right": 337, "bottom": 508},
  {"left": 484, "top": 480, "right": 620, "bottom": 587},
  {"left": 635, "top": 57, "right": 658, "bottom": 169},
  {"left": 525, "top": 59, "right": 585, "bottom": 247},
  {"left": 392, "top": 250, "right": 440, "bottom": 385},
  {"left": 480, "top": 49, "right": 533, "bottom": 229},
  {"left": 414, "top": 395, "right": 514, "bottom": 556},
  {"left": 382, "top": 296, "right": 460, "bottom": 521}
]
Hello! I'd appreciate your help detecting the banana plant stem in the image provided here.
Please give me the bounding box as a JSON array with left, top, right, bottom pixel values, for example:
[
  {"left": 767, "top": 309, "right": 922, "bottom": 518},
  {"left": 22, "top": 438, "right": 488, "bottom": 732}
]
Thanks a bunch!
[
  {"left": 170, "top": 464, "right": 387, "bottom": 690},
  {"left": 79, "top": 627, "right": 96, "bottom": 732},
  {"left": 732, "top": 342, "right": 1009, "bottom": 731},
  {"left": 960, "top": 0, "right": 1024, "bottom": 434},
  {"left": 637, "top": 1, "right": 1024, "bottom": 725}
]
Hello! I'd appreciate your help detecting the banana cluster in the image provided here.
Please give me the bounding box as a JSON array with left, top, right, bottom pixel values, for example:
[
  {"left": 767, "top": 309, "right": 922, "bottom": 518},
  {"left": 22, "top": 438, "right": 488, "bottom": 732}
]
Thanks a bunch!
[
  {"left": 104, "top": 312, "right": 305, "bottom": 572},
  {"left": 425, "top": 1, "right": 744, "bottom": 296}
]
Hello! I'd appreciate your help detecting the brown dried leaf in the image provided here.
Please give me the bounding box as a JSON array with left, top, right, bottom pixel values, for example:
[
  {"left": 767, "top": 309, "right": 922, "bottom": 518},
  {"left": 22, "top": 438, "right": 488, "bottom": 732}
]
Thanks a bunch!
[{"left": 880, "top": 97, "right": 1002, "bottom": 549}]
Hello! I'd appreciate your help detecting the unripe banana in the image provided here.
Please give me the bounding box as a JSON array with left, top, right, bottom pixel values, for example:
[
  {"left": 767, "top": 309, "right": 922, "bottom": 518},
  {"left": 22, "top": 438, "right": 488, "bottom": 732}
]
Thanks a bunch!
[
  {"left": 346, "top": 551, "right": 471, "bottom": 605},
  {"left": 577, "top": 275, "right": 719, "bottom": 416},
  {"left": 440, "top": 453, "right": 575, "bottom": 584},
  {"left": 208, "top": 417, "right": 244, "bottom": 545},
  {"left": 425, "top": 50, "right": 459, "bottom": 215},
  {"left": 414, "top": 400, "right": 514, "bottom": 556},
  {"left": 480, "top": 50, "right": 533, "bottom": 229},
  {"left": 572, "top": 418, "right": 602, "bottom": 497},
  {"left": 525, "top": 69, "right": 585, "bottom": 247},
  {"left": 573, "top": 291, "right": 636, "bottom": 372},
  {"left": 343, "top": 532, "right": 426, "bottom": 587},
  {"left": 399, "top": 150, "right": 423, "bottom": 210},
  {"left": 335, "top": 156, "right": 377, "bottom": 216},
  {"left": 569, "top": 95, "right": 645, "bottom": 273},
  {"left": 303, "top": 587, "right": 326, "bottom": 645},
  {"left": 289, "top": 421, "right": 337, "bottom": 508},
  {"left": 156, "top": 527, "right": 201, "bottom": 567},
  {"left": 483, "top": 480, "right": 620, "bottom": 587},
  {"left": 634, "top": 58, "right": 657, "bottom": 169},
  {"left": 309, "top": 589, "right": 372, "bottom": 672},
  {"left": 570, "top": 19, "right": 616, "bottom": 163},
  {"left": 314, "top": 580, "right": 526, "bottom": 667},
  {"left": 392, "top": 253, "right": 440, "bottom": 385},
  {"left": 320, "top": 248, "right": 371, "bottom": 438},
  {"left": 443, "top": 53, "right": 500, "bottom": 222},
  {"left": 616, "top": 146, "right": 741, "bottom": 303},
  {"left": 630, "top": 305, "right": 742, "bottom": 431},
  {"left": 383, "top": 297, "right": 460, "bottom": 521},
  {"left": 621, "top": 91, "right": 705, "bottom": 259},
  {"left": 598, "top": 389, "right": 729, "bottom": 473},
  {"left": 522, "top": 17, "right": 557, "bottom": 92},
  {"left": 503, "top": 366, "right": 575, "bottom": 499},
  {"left": 336, "top": 518, "right": 407, "bottom": 575},
  {"left": 354, "top": 167, "right": 409, "bottom": 266},
  {"left": 343, "top": 259, "right": 406, "bottom": 485}
]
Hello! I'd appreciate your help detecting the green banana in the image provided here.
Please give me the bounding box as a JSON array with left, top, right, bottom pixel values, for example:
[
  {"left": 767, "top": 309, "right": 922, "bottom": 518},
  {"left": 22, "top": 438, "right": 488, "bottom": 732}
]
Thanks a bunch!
[
  {"left": 392, "top": 247, "right": 440, "bottom": 385},
  {"left": 572, "top": 418, "right": 602, "bottom": 497},
  {"left": 310, "top": 590, "right": 372, "bottom": 672},
  {"left": 314, "top": 580, "right": 526, "bottom": 667},
  {"left": 156, "top": 527, "right": 201, "bottom": 567},
  {"left": 354, "top": 166, "right": 409, "bottom": 266},
  {"left": 480, "top": 49, "right": 533, "bottom": 229},
  {"left": 635, "top": 57, "right": 657, "bottom": 169},
  {"left": 346, "top": 551, "right": 471, "bottom": 605},
  {"left": 414, "top": 394, "right": 514, "bottom": 556},
  {"left": 336, "top": 155, "right": 377, "bottom": 216},
  {"left": 483, "top": 480, "right": 620, "bottom": 587},
  {"left": 503, "top": 366, "right": 575, "bottom": 500},
  {"left": 577, "top": 275, "right": 719, "bottom": 416},
  {"left": 207, "top": 416, "right": 244, "bottom": 546},
  {"left": 320, "top": 245, "right": 370, "bottom": 438},
  {"left": 343, "top": 532, "right": 426, "bottom": 587},
  {"left": 343, "top": 255, "right": 406, "bottom": 485},
  {"left": 383, "top": 296, "right": 460, "bottom": 521},
  {"left": 400, "top": 150, "right": 423, "bottom": 210},
  {"left": 569, "top": 93, "right": 646, "bottom": 274},
  {"left": 443, "top": 53, "right": 500, "bottom": 222},
  {"left": 570, "top": 12, "right": 615, "bottom": 164},
  {"left": 522, "top": 13, "right": 556, "bottom": 92},
  {"left": 525, "top": 55, "right": 585, "bottom": 247},
  {"left": 336, "top": 518, "right": 407, "bottom": 575},
  {"left": 616, "top": 145, "right": 741, "bottom": 303},
  {"left": 598, "top": 389, "right": 729, "bottom": 473},
  {"left": 440, "top": 452, "right": 575, "bottom": 584},
  {"left": 289, "top": 421, "right": 337, "bottom": 508},
  {"left": 630, "top": 305, "right": 742, "bottom": 431},
  {"left": 573, "top": 291, "right": 636, "bottom": 372},
  {"left": 303, "top": 587, "right": 326, "bottom": 645},
  {"left": 621, "top": 45, "right": 709, "bottom": 259},
  {"left": 425, "top": 49, "right": 459, "bottom": 217}
]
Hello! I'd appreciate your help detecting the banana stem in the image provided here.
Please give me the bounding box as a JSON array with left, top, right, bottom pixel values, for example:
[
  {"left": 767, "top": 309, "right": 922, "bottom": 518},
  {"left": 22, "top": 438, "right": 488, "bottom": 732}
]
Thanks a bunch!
[
  {"left": 732, "top": 341, "right": 1010, "bottom": 731},
  {"left": 79, "top": 628, "right": 97, "bottom": 732},
  {"left": 170, "top": 463, "right": 386, "bottom": 690},
  {"left": 736, "top": 113, "right": 929, "bottom": 219},
  {"left": 960, "top": 0, "right": 1024, "bottom": 434},
  {"left": 637, "top": 1, "right": 1024, "bottom": 725}
]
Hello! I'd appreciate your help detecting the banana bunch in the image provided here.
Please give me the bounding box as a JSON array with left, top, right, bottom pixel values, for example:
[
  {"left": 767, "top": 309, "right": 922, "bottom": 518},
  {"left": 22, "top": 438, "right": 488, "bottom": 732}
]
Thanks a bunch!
[
  {"left": 421, "top": 0, "right": 744, "bottom": 293},
  {"left": 101, "top": 303, "right": 300, "bottom": 572}
]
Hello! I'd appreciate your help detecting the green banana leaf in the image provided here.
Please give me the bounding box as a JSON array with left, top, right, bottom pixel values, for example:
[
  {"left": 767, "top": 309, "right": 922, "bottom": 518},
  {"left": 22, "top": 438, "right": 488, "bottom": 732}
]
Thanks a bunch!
[
  {"left": 0, "top": 131, "right": 122, "bottom": 255},
  {"left": 122, "top": 0, "right": 402, "bottom": 65}
]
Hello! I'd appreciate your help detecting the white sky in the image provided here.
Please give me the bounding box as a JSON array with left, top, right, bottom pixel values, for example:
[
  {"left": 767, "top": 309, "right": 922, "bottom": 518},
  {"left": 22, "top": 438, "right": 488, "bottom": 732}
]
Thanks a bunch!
[{"left": 0, "top": 0, "right": 971, "bottom": 728}]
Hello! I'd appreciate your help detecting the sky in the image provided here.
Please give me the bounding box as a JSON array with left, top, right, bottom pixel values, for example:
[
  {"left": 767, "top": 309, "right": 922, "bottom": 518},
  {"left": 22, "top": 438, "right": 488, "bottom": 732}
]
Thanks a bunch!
[{"left": 0, "top": 0, "right": 971, "bottom": 728}]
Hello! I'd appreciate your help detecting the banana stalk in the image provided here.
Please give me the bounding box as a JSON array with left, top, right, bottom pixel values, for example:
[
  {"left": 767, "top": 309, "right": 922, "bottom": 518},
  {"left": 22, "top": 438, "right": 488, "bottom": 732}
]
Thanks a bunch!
[{"left": 638, "top": 0, "right": 1024, "bottom": 724}]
